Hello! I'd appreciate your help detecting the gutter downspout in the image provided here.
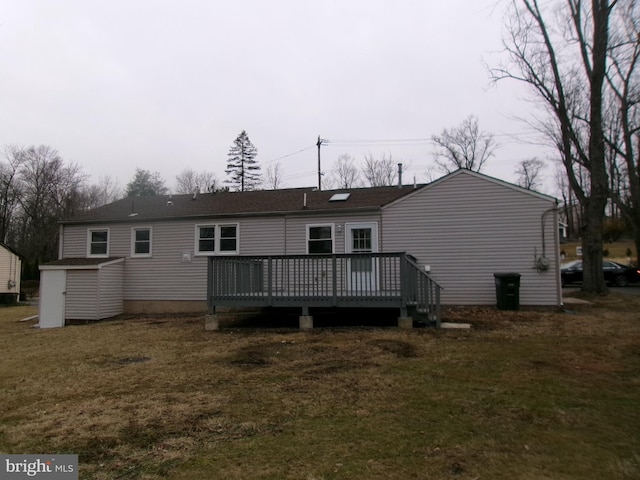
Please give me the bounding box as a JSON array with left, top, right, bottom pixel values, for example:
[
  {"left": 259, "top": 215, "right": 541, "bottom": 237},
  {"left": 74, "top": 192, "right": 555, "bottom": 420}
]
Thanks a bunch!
[{"left": 553, "top": 205, "right": 563, "bottom": 307}]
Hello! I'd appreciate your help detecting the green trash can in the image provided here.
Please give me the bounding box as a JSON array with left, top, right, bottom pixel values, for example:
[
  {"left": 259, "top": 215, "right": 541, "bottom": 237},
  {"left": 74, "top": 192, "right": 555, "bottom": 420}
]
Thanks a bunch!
[{"left": 493, "top": 273, "right": 521, "bottom": 311}]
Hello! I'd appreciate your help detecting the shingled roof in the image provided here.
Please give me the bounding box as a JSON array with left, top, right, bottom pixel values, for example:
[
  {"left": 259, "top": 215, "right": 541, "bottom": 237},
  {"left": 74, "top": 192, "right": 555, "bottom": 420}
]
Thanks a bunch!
[{"left": 63, "top": 185, "right": 422, "bottom": 224}]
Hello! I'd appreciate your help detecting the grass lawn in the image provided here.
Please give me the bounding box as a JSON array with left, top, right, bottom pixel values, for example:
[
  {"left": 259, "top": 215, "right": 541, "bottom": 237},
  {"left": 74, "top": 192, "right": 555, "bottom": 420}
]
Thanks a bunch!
[{"left": 1, "top": 298, "right": 639, "bottom": 480}]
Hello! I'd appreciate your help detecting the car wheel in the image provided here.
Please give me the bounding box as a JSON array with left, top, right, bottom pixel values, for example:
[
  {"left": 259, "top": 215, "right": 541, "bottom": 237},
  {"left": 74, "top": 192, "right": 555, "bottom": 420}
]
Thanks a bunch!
[{"left": 614, "top": 275, "right": 629, "bottom": 287}]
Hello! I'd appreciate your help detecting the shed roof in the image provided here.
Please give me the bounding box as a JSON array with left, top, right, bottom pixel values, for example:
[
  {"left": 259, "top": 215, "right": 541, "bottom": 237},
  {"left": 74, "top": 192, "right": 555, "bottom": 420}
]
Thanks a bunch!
[
  {"left": 39, "top": 257, "right": 125, "bottom": 270},
  {"left": 62, "top": 185, "right": 421, "bottom": 224}
]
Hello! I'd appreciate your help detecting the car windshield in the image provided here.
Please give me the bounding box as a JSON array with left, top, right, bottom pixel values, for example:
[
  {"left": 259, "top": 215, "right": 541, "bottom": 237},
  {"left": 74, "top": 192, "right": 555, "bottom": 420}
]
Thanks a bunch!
[{"left": 561, "top": 260, "right": 582, "bottom": 270}]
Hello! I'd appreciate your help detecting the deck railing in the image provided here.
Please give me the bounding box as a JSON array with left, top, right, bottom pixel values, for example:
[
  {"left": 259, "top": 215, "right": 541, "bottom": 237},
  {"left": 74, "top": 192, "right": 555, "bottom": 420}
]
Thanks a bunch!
[{"left": 207, "top": 252, "right": 442, "bottom": 325}]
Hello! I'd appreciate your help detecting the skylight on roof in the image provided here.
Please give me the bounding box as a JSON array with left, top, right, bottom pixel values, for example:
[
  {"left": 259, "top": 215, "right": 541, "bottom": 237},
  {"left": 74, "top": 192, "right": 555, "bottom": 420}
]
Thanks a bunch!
[{"left": 329, "top": 193, "right": 351, "bottom": 202}]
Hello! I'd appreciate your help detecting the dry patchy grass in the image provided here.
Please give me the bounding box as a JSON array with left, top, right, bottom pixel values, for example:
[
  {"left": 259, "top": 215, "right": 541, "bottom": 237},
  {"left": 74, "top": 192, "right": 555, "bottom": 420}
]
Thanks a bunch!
[{"left": 0, "top": 298, "right": 639, "bottom": 479}]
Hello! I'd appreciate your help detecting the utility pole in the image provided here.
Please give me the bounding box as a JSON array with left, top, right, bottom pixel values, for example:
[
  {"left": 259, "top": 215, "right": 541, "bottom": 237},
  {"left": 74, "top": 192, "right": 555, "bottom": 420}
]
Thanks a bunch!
[{"left": 316, "top": 135, "right": 328, "bottom": 190}]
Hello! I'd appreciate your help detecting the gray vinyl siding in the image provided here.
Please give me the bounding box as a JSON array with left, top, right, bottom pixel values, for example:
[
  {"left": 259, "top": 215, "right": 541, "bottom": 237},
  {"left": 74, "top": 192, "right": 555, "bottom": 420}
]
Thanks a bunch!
[
  {"left": 382, "top": 172, "right": 560, "bottom": 306},
  {"left": 63, "top": 263, "right": 123, "bottom": 320},
  {"left": 65, "top": 270, "right": 99, "bottom": 319},
  {"left": 60, "top": 225, "right": 86, "bottom": 258},
  {"left": 99, "top": 263, "right": 124, "bottom": 318},
  {"left": 284, "top": 213, "right": 381, "bottom": 254},
  {"left": 61, "top": 216, "right": 286, "bottom": 302}
]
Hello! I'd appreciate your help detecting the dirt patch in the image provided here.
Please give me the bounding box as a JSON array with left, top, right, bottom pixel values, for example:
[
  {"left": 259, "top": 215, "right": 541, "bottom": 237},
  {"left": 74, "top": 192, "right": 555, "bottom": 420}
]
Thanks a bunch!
[
  {"left": 368, "top": 339, "right": 417, "bottom": 358},
  {"left": 114, "top": 356, "right": 151, "bottom": 365},
  {"left": 2, "top": 298, "right": 640, "bottom": 480}
]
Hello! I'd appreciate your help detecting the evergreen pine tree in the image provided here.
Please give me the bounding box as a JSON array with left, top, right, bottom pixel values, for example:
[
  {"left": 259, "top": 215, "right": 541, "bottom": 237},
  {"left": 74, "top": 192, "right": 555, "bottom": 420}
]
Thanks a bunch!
[{"left": 225, "top": 130, "right": 261, "bottom": 191}]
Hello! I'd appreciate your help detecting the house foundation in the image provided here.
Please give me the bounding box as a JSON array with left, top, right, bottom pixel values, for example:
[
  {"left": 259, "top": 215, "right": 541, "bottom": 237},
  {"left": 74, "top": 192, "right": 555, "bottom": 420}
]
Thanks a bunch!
[{"left": 124, "top": 300, "right": 207, "bottom": 315}]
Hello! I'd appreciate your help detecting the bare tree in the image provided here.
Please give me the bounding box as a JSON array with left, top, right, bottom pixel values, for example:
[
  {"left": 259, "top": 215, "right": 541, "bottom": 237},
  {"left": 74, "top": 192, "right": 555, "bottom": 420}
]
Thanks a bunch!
[
  {"left": 362, "top": 152, "right": 398, "bottom": 187},
  {"left": 82, "top": 176, "right": 122, "bottom": 210},
  {"left": 13, "top": 145, "right": 86, "bottom": 277},
  {"left": 555, "top": 164, "right": 581, "bottom": 240},
  {"left": 602, "top": 0, "right": 640, "bottom": 264},
  {"left": 431, "top": 115, "right": 497, "bottom": 173},
  {"left": 424, "top": 164, "right": 441, "bottom": 183},
  {"left": 326, "top": 154, "right": 361, "bottom": 189},
  {"left": 263, "top": 162, "right": 285, "bottom": 190},
  {"left": 0, "top": 146, "right": 24, "bottom": 243},
  {"left": 175, "top": 168, "right": 220, "bottom": 194},
  {"left": 515, "top": 158, "right": 546, "bottom": 190},
  {"left": 491, "top": 0, "right": 618, "bottom": 294}
]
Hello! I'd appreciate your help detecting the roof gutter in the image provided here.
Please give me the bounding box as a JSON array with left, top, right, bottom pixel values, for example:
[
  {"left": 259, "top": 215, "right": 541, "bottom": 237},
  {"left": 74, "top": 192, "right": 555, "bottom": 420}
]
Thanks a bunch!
[{"left": 59, "top": 205, "right": 385, "bottom": 226}]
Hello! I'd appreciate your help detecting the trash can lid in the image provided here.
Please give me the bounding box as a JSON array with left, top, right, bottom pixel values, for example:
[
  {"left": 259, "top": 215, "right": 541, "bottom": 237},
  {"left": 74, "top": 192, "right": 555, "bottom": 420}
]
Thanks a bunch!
[{"left": 493, "top": 272, "right": 521, "bottom": 278}]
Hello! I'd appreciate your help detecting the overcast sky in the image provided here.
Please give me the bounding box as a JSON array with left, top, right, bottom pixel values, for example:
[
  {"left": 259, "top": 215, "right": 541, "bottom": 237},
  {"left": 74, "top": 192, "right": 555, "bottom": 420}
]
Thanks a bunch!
[{"left": 1, "top": 0, "right": 555, "bottom": 194}]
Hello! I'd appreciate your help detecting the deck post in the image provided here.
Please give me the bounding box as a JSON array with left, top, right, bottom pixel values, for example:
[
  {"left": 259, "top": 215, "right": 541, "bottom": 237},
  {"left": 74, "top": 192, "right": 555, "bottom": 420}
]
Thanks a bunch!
[
  {"left": 398, "top": 316, "right": 413, "bottom": 329},
  {"left": 267, "top": 256, "right": 273, "bottom": 305},
  {"left": 299, "top": 306, "right": 313, "bottom": 330},
  {"left": 206, "top": 257, "right": 214, "bottom": 314},
  {"left": 205, "top": 314, "right": 219, "bottom": 330},
  {"left": 332, "top": 255, "right": 337, "bottom": 305}
]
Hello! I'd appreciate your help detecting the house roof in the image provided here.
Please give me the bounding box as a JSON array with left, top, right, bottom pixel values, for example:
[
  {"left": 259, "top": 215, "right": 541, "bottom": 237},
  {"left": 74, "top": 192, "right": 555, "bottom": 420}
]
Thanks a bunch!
[
  {"left": 62, "top": 185, "right": 421, "bottom": 224},
  {"left": 0, "top": 242, "right": 23, "bottom": 258},
  {"left": 382, "top": 168, "right": 558, "bottom": 209}
]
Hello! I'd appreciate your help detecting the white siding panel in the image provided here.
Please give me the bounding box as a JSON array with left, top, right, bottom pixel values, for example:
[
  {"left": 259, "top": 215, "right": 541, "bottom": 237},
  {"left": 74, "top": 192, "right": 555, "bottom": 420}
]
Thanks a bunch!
[
  {"left": 61, "top": 225, "right": 86, "bottom": 257},
  {"left": 0, "top": 247, "right": 9, "bottom": 293},
  {"left": 98, "top": 263, "right": 124, "bottom": 318},
  {"left": 285, "top": 213, "right": 381, "bottom": 254},
  {"left": 240, "top": 217, "right": 286, "bottom": 255},
  {"left": 65, "top": 270, "right": 99, "bottom": 320},
  {"left": 0, "top": 247, "right": 20, "bottom": 294},
  {"left": 123, "top": 220, "right": 205, "bottom": 301},
  {"left": 62, "top": 216, "right": 288, "bottom": 302},
  {"left": 382, "top": 172, "right": 560, "bottom": 306}
]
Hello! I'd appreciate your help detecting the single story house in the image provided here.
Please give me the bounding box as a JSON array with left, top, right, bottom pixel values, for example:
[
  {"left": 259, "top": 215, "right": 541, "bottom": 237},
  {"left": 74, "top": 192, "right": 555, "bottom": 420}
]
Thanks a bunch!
[
  {"left": 0, "top": 242, "right": 22, "bottom": 304},
  {"left": 39, "top": 169, "right": 562, "bottom": 328}
]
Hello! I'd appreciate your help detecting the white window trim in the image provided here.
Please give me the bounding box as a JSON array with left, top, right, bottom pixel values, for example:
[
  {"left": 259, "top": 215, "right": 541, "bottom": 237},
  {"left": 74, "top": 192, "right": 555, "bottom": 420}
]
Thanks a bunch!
[
  {"left": 194, "top": 223, "right": 239, "bottom": 256},
  {"left": 306, "top": 223, "right": 335, "bottom": 254},
  {"left": 345, "top": 222, "right": 379, "bottom": 254},
  {"left": 218, "top": 223, "right": 240, "bottom": 254},
  {"left": 87, "top": 228, "right": 110, "bottom": 258},
  {"left": 195, "top": 224, "right": 216, "bottom": 256},
  {"left": 131, "top": 226, "right": 153, "bottom": 258}
]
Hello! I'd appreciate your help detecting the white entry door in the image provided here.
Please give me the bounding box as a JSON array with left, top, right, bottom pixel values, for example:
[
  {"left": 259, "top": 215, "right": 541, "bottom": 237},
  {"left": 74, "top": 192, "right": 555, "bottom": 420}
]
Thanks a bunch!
[
  {"left": 346, "top": 222, "right": 379, "bottom": 292},
  {"left": 39, "top": 270, "right": 66, "bottom": 328}
]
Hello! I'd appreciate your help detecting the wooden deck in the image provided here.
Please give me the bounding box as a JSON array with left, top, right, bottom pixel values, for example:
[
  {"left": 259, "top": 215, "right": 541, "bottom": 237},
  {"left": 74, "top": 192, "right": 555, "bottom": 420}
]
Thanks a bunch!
[{"left": 207, "top": 252, "right": 442, "bottom": 326}]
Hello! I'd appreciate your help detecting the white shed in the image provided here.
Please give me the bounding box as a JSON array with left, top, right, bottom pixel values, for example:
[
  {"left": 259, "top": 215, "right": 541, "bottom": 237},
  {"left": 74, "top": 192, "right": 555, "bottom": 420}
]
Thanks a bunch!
[
  {"left": 0, "top": 242, "right": 22, "bottom": 304},
  {"left": 39, "top": 257, "right": 124, "bottom": 328}
]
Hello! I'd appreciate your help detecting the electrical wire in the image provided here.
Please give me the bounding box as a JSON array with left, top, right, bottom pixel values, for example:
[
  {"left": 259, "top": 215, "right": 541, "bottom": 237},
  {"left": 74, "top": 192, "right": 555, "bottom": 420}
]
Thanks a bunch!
[{"left": 262, "top": 145, "right": 315, "bottom": 165}]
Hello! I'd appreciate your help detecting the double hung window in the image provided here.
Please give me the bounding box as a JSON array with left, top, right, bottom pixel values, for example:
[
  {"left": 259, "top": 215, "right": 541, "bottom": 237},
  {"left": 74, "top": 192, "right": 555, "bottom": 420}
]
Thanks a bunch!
[
  {"left": 196, "top": 224, "right": 238, "bottom": 255},
  {"left": 88, "top": 229, "right": 109, "bottom": 257},
  {"left": 307, "top": 225, "right": 333, "bottom": 254},
  {"left": 131, "top": 227, "right": 152, "bottom": 257}
]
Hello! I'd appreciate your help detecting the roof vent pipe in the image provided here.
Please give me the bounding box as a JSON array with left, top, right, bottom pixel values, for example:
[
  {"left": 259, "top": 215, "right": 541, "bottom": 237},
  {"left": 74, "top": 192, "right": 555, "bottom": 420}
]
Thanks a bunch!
[
  {"left": 303, "top": 193, "right": 307, "bottom": 208},
  {"left": 192, "top": 185, "right": 199, "bottom": 201},
  {"left": 398, "top": 163, "right": 403, "bottom": 188}
]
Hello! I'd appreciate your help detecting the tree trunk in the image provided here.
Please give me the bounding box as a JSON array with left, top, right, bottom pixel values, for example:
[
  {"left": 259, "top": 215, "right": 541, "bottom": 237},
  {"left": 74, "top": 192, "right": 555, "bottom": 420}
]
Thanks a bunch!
[
  {"left": 580, "top": 0, "right": 611, "bottom": 295},
  {"left": 581, "top": 198, "right": 608, "bottom": 293}
]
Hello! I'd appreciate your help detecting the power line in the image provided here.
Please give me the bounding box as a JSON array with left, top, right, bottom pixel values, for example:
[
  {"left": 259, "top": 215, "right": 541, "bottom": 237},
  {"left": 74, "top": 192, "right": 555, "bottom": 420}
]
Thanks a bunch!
[
  {"left": 262, "top": 145, "right": 315, "bottom": 165},
  {"left": 328, "top": 138, "right": 431, "bottom": 146}
]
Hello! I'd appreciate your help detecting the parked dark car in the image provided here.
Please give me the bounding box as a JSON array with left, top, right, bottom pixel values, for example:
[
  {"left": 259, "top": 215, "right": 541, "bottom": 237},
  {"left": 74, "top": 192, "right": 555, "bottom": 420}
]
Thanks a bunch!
[{"left": 561, "top": 260, "right": 640, "bottom": 287}]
